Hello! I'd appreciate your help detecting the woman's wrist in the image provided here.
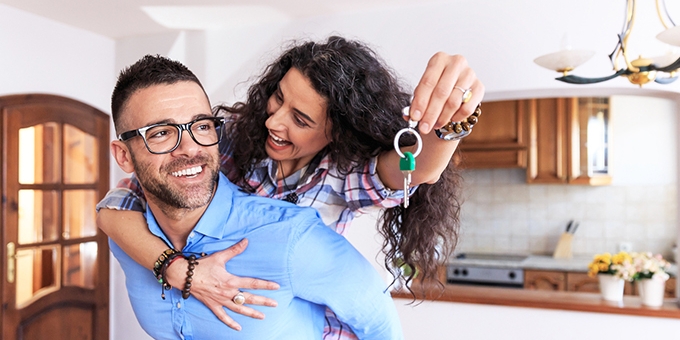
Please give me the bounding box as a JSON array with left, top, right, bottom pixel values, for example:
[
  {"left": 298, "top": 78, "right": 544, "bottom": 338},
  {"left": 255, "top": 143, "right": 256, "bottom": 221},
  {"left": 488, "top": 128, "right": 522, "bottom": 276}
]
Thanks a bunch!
[
  {"left": 165, "top": 256, "right": 189, "bottom": 288},
  {"left": 434, "top": 103, "right": 482, "bottom": 140}
]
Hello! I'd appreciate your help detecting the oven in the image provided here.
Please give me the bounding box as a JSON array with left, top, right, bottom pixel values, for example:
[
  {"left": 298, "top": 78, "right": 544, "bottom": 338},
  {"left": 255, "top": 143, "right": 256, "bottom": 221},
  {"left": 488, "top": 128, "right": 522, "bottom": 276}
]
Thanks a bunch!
[{"left": 447, "top": 253, "right": 527, "bottom": 288}]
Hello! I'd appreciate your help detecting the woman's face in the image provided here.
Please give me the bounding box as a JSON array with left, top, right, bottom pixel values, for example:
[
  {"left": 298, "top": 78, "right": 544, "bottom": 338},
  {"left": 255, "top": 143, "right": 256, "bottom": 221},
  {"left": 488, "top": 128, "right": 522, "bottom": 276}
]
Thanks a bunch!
[{"left": 265, "top": 67, "right": 332, "bottom": 171}]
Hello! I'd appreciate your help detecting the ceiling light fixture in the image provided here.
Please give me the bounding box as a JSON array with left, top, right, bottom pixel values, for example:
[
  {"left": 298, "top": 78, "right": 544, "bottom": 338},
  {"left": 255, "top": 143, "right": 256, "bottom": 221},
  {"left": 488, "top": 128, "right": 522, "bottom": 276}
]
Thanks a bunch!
[{"left": 534, "top": 0, "right": 680, "bottom": 86}]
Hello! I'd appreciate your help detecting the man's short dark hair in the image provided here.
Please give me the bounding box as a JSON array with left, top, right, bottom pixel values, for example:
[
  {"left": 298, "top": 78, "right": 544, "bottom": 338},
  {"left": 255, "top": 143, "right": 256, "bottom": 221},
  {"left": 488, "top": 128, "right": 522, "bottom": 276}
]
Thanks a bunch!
[{"left": 111, "top": 54, "right": 206, "bottom": 133}]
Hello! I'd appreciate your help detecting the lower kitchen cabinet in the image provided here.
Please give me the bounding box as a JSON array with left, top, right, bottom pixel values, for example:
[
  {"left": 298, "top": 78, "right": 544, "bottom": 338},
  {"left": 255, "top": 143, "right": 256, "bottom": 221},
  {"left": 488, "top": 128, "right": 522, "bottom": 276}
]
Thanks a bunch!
[
  {"left": 524, "top": 270, "right": 644, "bottom": 296},
  {"left": 524, "top": 270, "right": 565, "bottom": 291},
  {"left": 664, "top": 278, "right": 677, "bottom": 298},
  {"left": 566, "top": 272, "right": 634, "bottom": 295}
]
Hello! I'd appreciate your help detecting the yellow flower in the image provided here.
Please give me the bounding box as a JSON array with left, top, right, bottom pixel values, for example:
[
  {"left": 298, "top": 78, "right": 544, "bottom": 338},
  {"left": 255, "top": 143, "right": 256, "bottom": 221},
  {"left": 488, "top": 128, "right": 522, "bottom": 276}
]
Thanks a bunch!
[{"left": 611, "top": 251, "right": 631, "bottom": 265}]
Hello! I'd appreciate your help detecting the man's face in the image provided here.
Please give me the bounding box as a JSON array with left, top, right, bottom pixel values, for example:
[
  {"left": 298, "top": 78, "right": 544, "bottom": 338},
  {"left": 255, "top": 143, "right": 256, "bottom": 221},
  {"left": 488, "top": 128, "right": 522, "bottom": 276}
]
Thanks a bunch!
[{"left": 121, "top": 81, "right": 219, "bottom": 210}]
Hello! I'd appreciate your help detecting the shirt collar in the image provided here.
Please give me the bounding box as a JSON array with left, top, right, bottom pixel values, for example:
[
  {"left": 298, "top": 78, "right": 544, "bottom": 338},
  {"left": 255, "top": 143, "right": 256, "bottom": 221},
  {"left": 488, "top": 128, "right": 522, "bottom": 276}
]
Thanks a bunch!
[
  {"left": 144, "top": 173, "right": 234, "bottom": 245},
  {"left": 260, "top": 151, "right": 330, "bottom": 188}
]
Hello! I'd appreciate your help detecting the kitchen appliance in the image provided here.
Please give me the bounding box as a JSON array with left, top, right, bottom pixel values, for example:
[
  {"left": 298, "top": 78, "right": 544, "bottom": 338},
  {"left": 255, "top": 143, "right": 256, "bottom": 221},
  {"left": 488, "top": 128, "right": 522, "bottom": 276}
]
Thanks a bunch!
[{"left": 447, "top": 253, "right": 527, "bottom": 288}]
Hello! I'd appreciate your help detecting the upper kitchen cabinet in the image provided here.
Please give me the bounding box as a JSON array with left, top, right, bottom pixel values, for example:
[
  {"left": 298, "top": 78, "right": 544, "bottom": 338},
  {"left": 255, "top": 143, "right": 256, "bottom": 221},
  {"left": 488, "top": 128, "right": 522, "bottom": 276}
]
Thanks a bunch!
[
  {"left": 457, "top": 100, "right": 528, "bottom": 169},
  {"left": 568, "top": 98, "right": 611, "bottom": 185},
  {"left": 458, "top": 97, "right": 612, "bottom": 186},
  {"left": 527, "top": 97, "right": 612, "bottom": 185}
]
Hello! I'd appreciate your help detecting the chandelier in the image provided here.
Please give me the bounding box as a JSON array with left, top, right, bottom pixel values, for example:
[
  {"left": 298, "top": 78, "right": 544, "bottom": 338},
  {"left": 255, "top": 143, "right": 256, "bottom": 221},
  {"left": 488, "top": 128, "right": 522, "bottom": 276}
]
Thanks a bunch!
[{"left": 534, "top": 0, "right": 680, "bottom": 86}]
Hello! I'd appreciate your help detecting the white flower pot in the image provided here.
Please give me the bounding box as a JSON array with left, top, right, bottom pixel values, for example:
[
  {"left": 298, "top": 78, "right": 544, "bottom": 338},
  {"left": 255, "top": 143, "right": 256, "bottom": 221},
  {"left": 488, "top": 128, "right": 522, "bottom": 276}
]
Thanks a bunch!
[
  {"left": 638, "top": 278, "right": 666, "bottom": 307},
  {"left": 598, "top": 274, "right": 624, "bottom": 302}
]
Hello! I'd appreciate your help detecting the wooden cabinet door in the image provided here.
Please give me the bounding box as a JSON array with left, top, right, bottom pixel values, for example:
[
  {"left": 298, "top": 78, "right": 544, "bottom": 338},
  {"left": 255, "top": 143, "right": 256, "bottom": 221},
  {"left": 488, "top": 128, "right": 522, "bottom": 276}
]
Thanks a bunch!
[
  {"left": 566, "top": 272, "right": 636, "bottom": 295},
  {"left": 458, "top": 99, "right": 527, "bottom": 169},
  {"left": 665, "top": 278, "right": 676, "bottom": 298},
  {"left": 524, "top": 270, "right": 565, "bottom": 291},
  {"left": 526, "top": 98, "right": 571, "bottom": 183},
  {"left": 1, "top": 94, "right": 110, "bottom": 340},
  {"left": 566, "top": 272, "right": 599, "bottom": 293}
]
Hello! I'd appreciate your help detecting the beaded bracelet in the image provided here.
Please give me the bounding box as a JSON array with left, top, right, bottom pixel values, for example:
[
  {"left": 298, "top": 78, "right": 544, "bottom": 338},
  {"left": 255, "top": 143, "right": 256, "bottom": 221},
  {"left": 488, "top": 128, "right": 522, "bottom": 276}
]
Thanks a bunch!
[
  {"left": 434, "top": 103, "right": 482, "bottom": 141},
  {"left": 156, "top": 251, "right": 206, "bottom": 300},
  {"left": 153, "top": 248, "right": 179, "bottom": 281},
  {"left": 182, "top": 255, "right": 198, "bottom": 299},
  {"left": 159, "top": 253, "right": 186, "bottom": 300}
]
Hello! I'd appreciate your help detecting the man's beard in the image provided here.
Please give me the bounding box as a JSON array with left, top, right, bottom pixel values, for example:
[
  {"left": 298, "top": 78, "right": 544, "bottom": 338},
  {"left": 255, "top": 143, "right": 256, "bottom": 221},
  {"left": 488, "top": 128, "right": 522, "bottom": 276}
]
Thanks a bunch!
[{"left": 131, "top": 152, "right": 219, "bottom": 211}]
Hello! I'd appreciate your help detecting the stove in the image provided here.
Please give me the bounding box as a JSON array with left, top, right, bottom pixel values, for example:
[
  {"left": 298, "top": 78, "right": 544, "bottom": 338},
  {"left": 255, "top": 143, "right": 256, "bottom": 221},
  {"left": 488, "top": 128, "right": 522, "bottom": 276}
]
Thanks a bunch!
[{"left": 447, "top": 253, "right": 527, "bottom": 288}]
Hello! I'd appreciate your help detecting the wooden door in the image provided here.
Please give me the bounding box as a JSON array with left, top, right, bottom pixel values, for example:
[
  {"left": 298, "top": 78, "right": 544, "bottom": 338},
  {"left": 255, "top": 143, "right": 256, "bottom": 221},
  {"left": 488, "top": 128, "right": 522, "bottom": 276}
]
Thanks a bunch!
[{"left": 1, "top": 94, "right": 109, "bottom": 340}]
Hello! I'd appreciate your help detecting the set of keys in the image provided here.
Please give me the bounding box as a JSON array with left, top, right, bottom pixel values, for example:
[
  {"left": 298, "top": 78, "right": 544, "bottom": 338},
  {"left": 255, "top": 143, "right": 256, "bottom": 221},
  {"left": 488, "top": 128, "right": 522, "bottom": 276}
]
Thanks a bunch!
[{"left": 394, "top": 107, "right": 422, "bottom": 208}]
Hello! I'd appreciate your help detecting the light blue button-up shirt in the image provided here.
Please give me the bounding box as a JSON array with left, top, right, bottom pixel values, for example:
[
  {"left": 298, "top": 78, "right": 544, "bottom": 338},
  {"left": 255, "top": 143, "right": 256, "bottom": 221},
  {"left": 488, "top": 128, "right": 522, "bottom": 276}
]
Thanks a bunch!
[{"left": 110, "top": 173, "right": 403, "bottom": 340}]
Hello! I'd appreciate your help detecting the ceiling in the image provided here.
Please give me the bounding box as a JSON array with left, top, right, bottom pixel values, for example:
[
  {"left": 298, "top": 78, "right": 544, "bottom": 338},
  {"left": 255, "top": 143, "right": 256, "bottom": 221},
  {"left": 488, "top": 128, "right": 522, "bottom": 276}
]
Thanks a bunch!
[{"left": 0, "top": 0, "right": 443, "bottom": 38}]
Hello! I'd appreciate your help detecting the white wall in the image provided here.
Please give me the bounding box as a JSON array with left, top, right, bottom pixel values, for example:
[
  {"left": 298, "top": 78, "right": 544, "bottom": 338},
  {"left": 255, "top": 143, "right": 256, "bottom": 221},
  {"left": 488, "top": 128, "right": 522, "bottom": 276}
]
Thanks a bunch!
[{"left": 0, "top": 4, "right": 114, "bottom": 112}]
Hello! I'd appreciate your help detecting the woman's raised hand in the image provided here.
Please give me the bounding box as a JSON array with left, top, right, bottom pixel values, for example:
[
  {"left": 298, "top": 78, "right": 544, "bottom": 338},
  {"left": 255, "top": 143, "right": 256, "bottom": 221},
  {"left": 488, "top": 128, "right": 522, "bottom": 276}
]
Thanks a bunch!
[{"left": 409, "top": 53, "right": 485, "bottom": 134}]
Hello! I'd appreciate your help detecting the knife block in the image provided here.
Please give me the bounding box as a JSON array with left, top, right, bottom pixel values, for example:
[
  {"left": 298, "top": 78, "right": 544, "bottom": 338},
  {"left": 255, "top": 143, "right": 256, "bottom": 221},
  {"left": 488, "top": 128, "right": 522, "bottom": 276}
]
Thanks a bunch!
[{"left": 552, "top": 233, "right": 573, "bottom": 259}]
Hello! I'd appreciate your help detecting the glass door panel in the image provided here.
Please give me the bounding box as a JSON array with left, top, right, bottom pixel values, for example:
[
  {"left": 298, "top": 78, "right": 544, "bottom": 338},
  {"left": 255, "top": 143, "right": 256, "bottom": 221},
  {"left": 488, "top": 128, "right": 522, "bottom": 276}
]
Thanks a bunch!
[
  {"left": 18, "top": 123, "right": 61, "bottom": 184},
  {"left": 17, "top": 190, "right": 59, "bottom": 244},
  {"left": 577, "top": 98, "right": 609, "bottom": 176},
  {"left": 62, "top": 190, "right": 97, "bottom": 239},
  {"left": 63, "top": 124, "right": 98, "bottom": 184},
  {"left": 63, "top": 242, "right": 98, "bottom": 289},
  {"left": 15, "top": 246, "right": 60, "bottom": 308}
]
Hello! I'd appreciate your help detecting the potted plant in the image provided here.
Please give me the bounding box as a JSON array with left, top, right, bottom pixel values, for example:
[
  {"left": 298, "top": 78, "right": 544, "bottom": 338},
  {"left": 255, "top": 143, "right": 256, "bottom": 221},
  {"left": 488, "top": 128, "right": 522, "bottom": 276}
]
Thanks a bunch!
[
  {"left": 587, "top": 252, "right": 635, "bottom": 301},
  {"left": 631, "top": 252, "right": 671, "bottom": 307}
]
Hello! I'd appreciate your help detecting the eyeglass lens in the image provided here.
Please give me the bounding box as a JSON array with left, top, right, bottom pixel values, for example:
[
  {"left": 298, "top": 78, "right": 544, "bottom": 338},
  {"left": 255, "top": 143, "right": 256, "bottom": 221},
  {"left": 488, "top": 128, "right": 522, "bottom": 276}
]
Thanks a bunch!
[{"left": 144, "top": 118, "right": 221, "bottom": 153}]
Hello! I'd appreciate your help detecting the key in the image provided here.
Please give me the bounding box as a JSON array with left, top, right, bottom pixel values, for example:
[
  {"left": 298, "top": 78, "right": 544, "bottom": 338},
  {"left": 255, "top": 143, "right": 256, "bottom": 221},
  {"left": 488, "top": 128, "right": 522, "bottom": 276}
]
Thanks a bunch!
[{"left": 399, "top": 151, "right": 416, "bottom": 208}]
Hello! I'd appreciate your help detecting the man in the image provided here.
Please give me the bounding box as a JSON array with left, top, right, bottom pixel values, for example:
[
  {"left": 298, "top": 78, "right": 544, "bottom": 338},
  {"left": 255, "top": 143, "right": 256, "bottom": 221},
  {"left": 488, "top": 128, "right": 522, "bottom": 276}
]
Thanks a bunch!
[{"left": 108, "top": 54, "right": 403, "bottom": 339}]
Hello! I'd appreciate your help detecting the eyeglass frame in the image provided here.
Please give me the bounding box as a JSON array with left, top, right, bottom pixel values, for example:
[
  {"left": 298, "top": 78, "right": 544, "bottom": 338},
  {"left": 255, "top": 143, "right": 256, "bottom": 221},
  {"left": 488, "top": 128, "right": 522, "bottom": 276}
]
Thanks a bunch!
[{"left": 117, "top": 116, "right": 226, "bottom": 154}]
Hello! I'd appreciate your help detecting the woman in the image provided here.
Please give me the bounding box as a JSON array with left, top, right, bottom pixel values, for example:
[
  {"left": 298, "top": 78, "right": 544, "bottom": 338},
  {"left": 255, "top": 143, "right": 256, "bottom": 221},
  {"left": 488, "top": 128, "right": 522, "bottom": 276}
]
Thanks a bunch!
[{"left": 98, "top": 36, "right": 484, "bottom": 337}]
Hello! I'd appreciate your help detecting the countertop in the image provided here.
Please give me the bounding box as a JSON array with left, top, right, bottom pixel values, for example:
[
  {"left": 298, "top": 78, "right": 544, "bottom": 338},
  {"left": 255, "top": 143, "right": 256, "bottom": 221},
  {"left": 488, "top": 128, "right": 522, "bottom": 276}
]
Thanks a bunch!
[
  {"left": 448, "top": 254, "right": 678, "bottom": 276},
  {"left": 392, "top": 281, "right": 680, "bottom": 319}
]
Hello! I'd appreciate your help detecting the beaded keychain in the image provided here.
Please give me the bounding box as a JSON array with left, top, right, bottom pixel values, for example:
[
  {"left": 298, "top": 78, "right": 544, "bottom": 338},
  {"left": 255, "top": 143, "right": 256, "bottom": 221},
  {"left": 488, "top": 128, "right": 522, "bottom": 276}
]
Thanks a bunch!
[{"left": 393, "top": 107, "right": 423, "bottom": 208}]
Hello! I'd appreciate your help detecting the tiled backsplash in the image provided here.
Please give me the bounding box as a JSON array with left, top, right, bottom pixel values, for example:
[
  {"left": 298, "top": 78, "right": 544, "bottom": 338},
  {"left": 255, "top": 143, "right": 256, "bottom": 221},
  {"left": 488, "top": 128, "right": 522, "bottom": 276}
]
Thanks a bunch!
[{"left": 457, "top": 168, "right": 678, "bottom": 260}]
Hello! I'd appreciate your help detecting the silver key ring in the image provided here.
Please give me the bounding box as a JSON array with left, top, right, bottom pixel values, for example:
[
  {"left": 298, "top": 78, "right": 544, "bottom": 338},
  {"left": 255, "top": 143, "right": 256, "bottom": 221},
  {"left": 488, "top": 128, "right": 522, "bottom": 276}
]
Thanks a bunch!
[{"left": 393, "top": 119, "right": 423, "bottom": 159}]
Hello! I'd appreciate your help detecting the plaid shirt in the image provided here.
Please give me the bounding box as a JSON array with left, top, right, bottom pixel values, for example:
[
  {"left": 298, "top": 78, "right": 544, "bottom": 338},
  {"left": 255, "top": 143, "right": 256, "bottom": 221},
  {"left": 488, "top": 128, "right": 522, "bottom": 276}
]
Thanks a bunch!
[{"left": 98, "top": 140, "right": 411, "bottom": 340}]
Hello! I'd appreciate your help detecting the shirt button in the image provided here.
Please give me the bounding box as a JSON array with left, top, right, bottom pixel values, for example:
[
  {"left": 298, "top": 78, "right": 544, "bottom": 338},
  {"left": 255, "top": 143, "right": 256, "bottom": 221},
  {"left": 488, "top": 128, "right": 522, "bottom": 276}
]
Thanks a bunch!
[
  {"left": 189, "top": 232, "right": 195, "bottom": 238},
  {"left": 177, "top": 302, "right": 181, "bottom": 309}
]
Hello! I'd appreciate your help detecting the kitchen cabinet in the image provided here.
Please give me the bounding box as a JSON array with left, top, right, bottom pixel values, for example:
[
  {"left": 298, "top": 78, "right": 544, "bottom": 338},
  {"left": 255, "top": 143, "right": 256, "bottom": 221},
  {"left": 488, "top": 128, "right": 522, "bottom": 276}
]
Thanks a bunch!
[
  {"left": 665, "top": 278, "right": 677, "bottom": 298},
  {"left": 460, "top": 97, "right": 611, "bottom": 185},
  {"left": 565, "top": 272, "right": 600, "bottom": 293},
  {"left": 566, "top": 272, "right": 634, "bottom": 295},
  {"left": 524, "top": 270, "right": 565, "bottom": 291},
  {"left": 526, "top": 98, "right": 569, "bottom": 184},
  {"left": 457, "top": 100, "right": 528, "bottom": 169},
  {"left": 524, "top": 270, "right": 676, "bottom": 297},
  {"left": 526, "top": 97, "right": 612, "bottom": 185}
]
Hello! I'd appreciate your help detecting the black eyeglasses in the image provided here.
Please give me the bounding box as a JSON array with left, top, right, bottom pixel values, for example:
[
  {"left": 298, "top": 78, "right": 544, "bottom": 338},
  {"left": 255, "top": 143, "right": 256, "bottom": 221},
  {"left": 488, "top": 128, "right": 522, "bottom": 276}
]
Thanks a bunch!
[{"left": 118, "top": 117, "right": 225, "bottom": 154}]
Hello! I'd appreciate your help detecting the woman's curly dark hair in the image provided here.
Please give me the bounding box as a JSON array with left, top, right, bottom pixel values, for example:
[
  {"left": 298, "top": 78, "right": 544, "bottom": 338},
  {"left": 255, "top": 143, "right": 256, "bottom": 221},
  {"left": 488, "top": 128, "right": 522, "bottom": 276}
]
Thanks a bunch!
[{"left": 216, "top": 36, "right": 462, "bottom": 294}]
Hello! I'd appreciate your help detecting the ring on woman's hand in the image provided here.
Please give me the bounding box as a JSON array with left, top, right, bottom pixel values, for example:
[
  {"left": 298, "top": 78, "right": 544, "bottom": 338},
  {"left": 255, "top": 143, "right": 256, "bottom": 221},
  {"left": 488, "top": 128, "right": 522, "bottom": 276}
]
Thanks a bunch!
[
  {"left": 454, "top": 86, "right": 472, "bottom": 104},
  {"left": 233, "top": 291, "right": 246, "bottom": 305}
]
